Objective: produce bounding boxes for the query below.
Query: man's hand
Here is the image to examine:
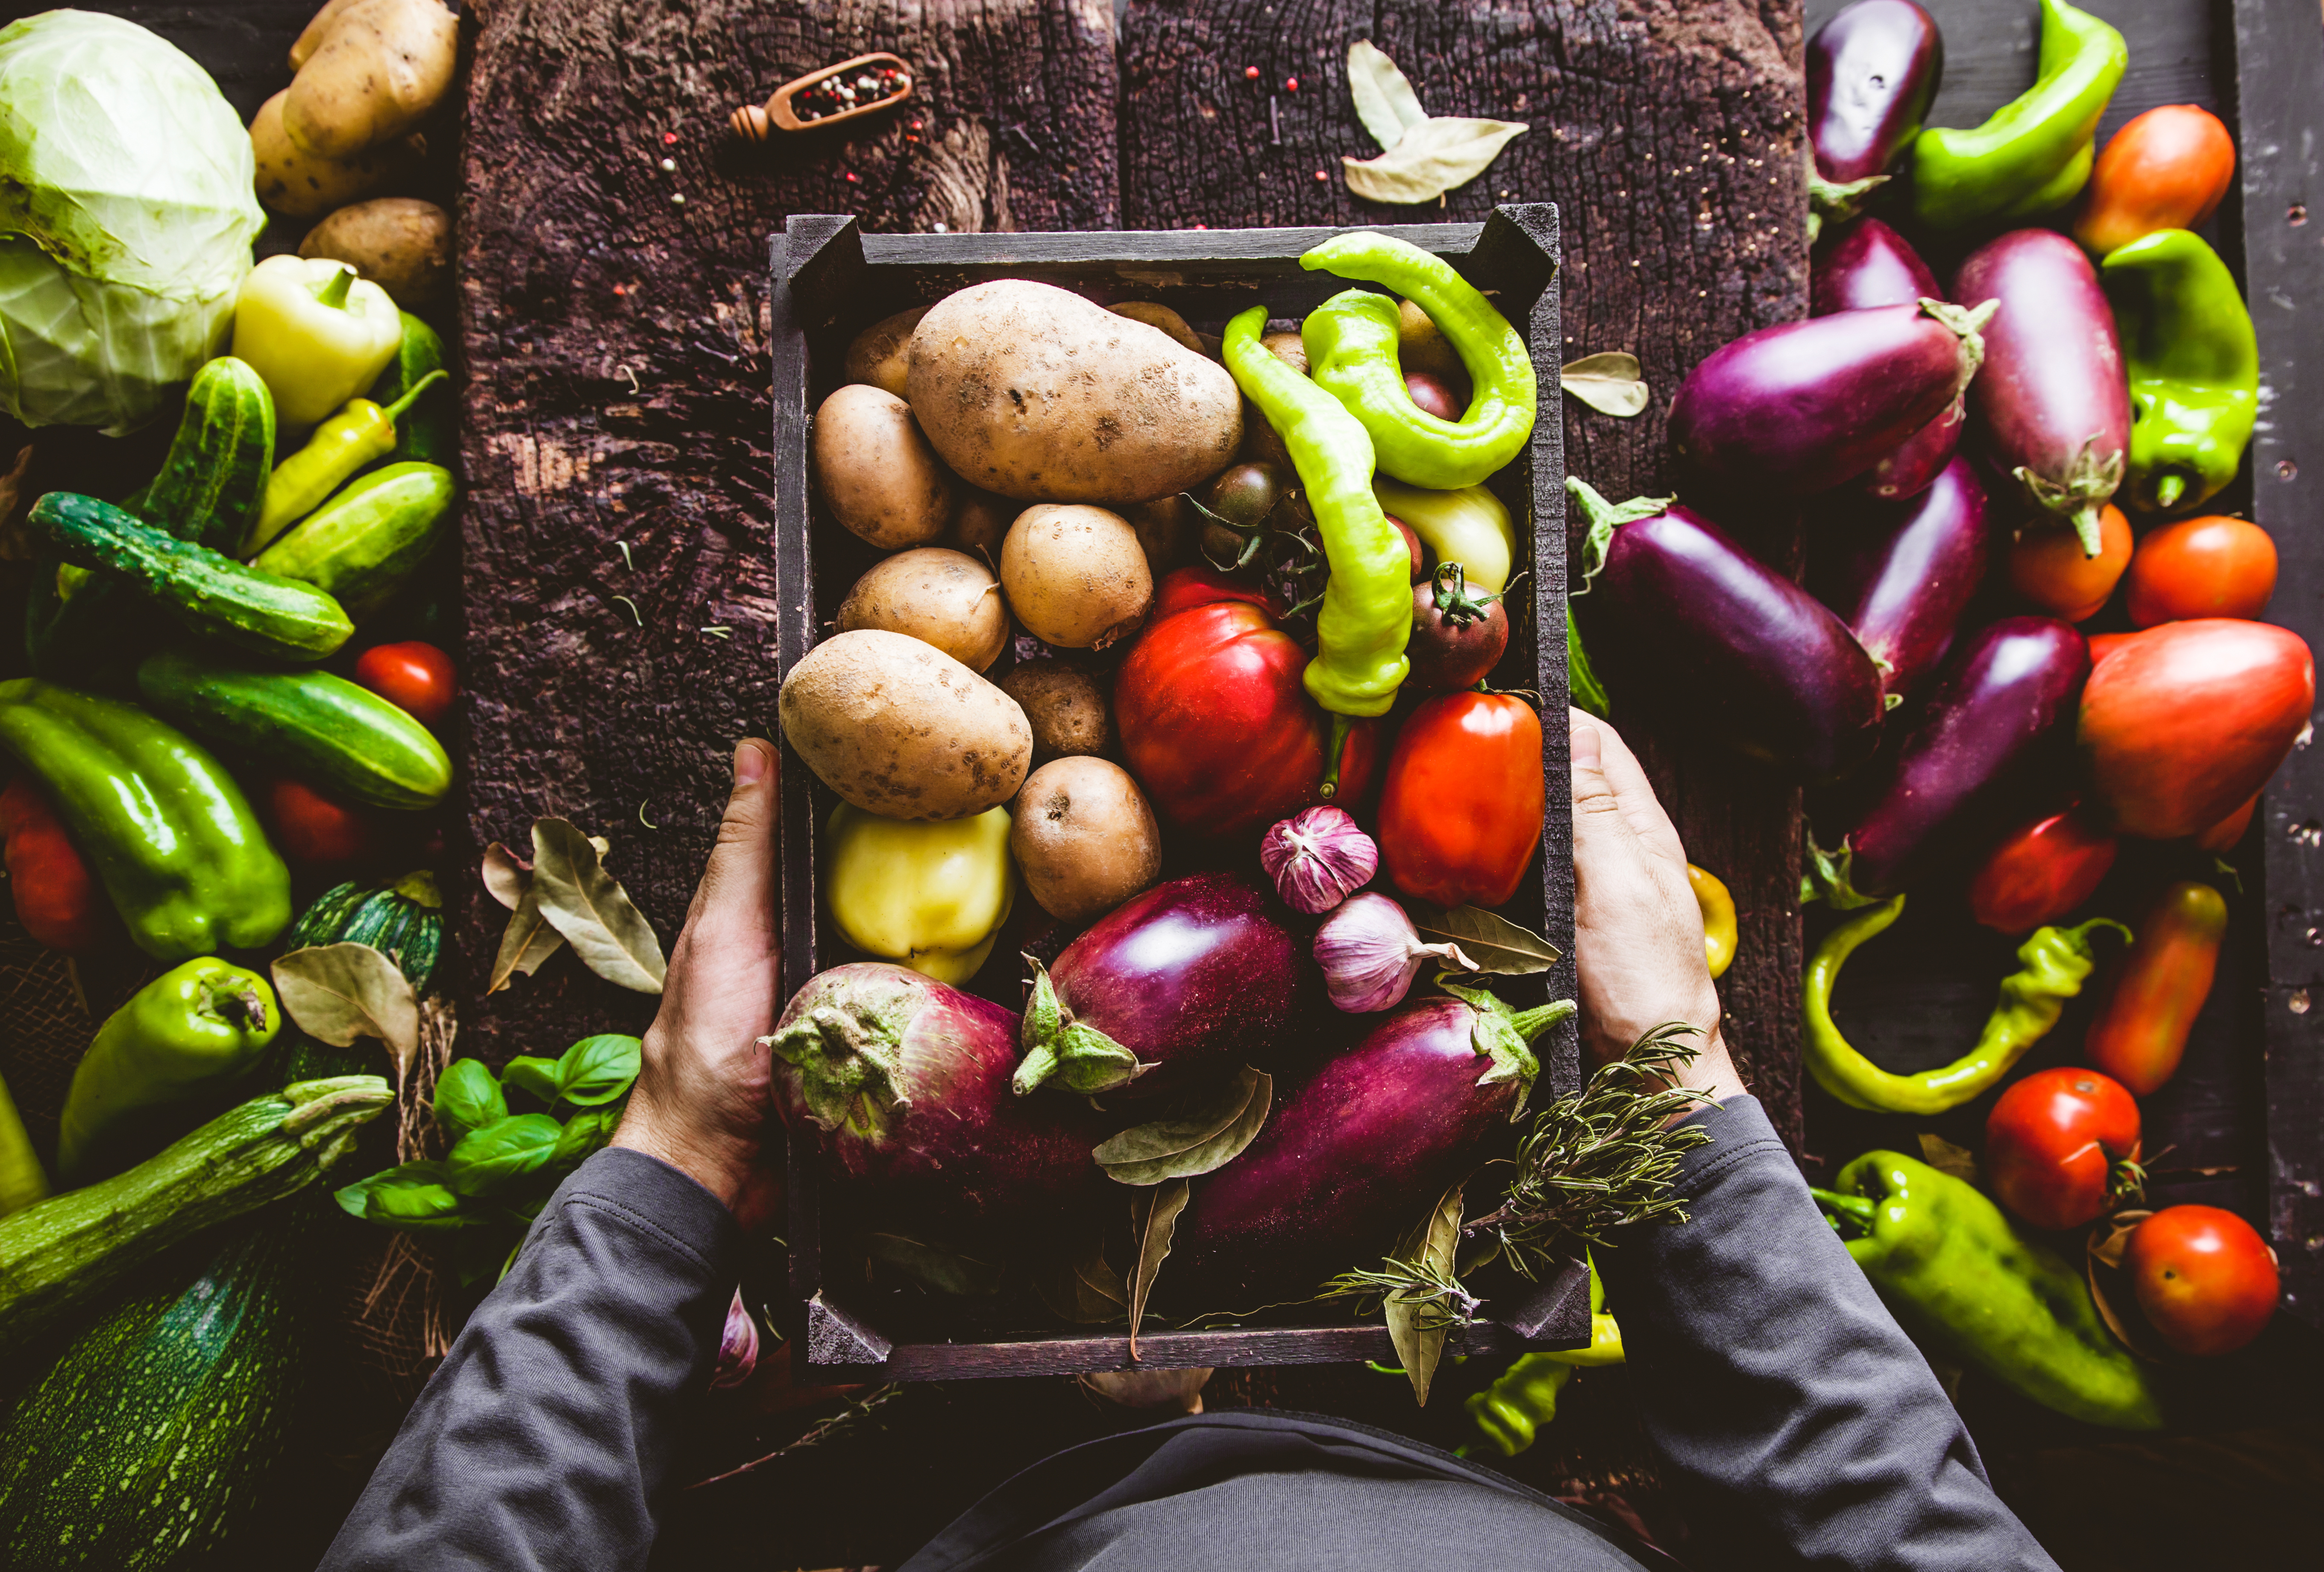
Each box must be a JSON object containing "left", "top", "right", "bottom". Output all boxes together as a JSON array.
[
  {"left": 614, "top": 737, "right": 781, "bottom": 1223},
  {"left": 1570, "top": 710, "right": 1746, "bottom": 1103}
]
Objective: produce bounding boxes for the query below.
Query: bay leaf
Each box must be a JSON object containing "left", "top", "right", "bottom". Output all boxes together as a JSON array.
[
  {"left": 1344, "top": 116, "right": 1528, "bottom": 205},
  {"left": 1916, "top": 1132, "right": 1980, "bottom": 1185},
  {"left": 1561, "top": 351, "right": 1651, "bottom": 418},
  {"left": 488, "top": 886, "right": 566, "bottom": 994},
  {"left": 1346, "top": 39, "right": 1426, "bottom": 153},
  {"left": 861, "top": 1232, "right": 1006, "bottom": 1297},
  {"left": 1127, "top": 1179, "right": 1190, "bottom": 1360},
  {"left": 530, "top": 817, "right": 667, "bottom": 994},
  {"left": 1408, "top": 904, "right": 1561, "bottom": 975},
  {"left": 1035, "top": 1240, "right": 1129, "bottom": 1325},
  {"left": 1385, "top": 1179, "right": 1465, "bottom": 1406},
  {"left": 273, "top": 942, "right": 421, "bottom": 1076},
  {"left": 1094, "top": 1068, "right": 1272, "bottom": 1186},
  {"left": 481, "top": 842, "right": 531, "bottom": 910}
]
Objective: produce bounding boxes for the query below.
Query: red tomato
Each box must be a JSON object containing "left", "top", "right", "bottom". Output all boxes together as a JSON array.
[
  {"left": 354, "top": 641, "right": 458, "bottom": 727},
  {"left": 2007, "top": 505, "right": 2131, "bottom": 622},
  {"left": 1150, "top": 564, "right": 1282, "bottom": 623},
  {"left": 2086, "top": 630, "right": 2137, "bottom": 669},
  {"left": 1967, "top": 809, "right": 2118, "bottom": 935},
  {"left": 1984, "top": 1067, "right": 2141, "bottom": 1232},
  {"left": 0, "top": 776, "right": 109, "bottom": 953},
  {"left": 2074, "top": 106, "right": 2238, "bottom": 256},
  {"left": 267, "top": 778, "right": 374, "bottom": 865},
  {"left": 2077, "top": 618, "right": 2315, "bottom": 839},
  {"left": 1388, "top": 514, "right": 1430, "bottom": 582},
  {"left": 2124, "top": 516, "right": 2277, "bottom": 628},
  {"left": 2195, "top": 790, "right": 2259, "bottom": 853},
  {"left": 1115, "top": 601, "right": 1378, "bottom": 838},
  {"left": 2127, "top": 1205, "right": 2279, "bottom": 1357},
  {"left": 1377, "top": 692, "right": 1543, "bottom": 908}
]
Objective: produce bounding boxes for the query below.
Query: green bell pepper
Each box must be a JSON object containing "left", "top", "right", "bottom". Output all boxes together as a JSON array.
[
  {"left": 0, "top": 681, "right": 290, "bottom": 963},
  {"left": 1814, "top": 1151, "right": 2163, "bottom": 1430},
  {"left": 2100, "top": 229, "right": 2259, "bottom": 513},
  {"left": 1911, "top": 0, "right": 2126, "bottom": 231}
]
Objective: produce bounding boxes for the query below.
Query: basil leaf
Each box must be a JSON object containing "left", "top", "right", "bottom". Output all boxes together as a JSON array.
[
  {"left": 356, "top": 1163, "right": 475, "bottom": 1232},
  {"left": 552, "top": 1106, "right": 622, "bottom": 1167},
  {"left": 434, "top": 1058, "right": 507, "bottom": 1145},
  {"left": 500, "top": 1056, "right": 562, "bottom": 1106},
  {"left": 335, "top": 1159, "right": 449, "bottom": 1220},
  {"left": 446, "top": 1113, "right": 563, "bottom": 1197},
  {"left": 555, "top": 1033, "right": 643, "bottom": 1106}
]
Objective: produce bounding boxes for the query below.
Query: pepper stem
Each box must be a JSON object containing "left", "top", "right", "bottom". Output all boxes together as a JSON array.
[
  {"left": 376, "top": 368, "right": 449, "bottom": 426},
  {"left": 1809, "top": 1187, "right": 1876, "bottom": 1232},
  {"left": 1318, "top": 712, "right": 1355, "bottom": 799},
  {"left": 2153, "top": 472, "right": 2186, "bottom": 511},
  {"left": 314, "top": 265, "right": 356, "bottom": 309}
]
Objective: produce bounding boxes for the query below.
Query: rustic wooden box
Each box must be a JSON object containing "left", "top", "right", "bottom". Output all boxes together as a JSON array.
[{"left": 769, "top": 208, "right": 1583, "bottom": 1378}]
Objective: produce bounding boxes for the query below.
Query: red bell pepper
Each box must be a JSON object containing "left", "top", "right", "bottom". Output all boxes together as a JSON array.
[
  {"left": 2083, "top": 880, "right": 2228, "bottom": 1095},
  {"left": 1968, "top": 809, "right": 2118, "bottom": 935}
]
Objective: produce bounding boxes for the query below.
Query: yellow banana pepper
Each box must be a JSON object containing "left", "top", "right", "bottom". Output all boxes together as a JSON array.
[{"left": 825, "top": 803, "right": 1014, "bottom": 984}]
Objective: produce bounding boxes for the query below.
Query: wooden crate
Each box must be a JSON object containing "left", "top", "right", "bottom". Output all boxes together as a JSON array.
[{"left": 769, "top": 207, "right": 1585, "bottom": 1378}]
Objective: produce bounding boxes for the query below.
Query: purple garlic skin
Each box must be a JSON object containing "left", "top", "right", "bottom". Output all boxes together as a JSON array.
[
  {"left": 1260, "top": 806, "right": 1379, "bottom": 915},
  {"left": 1313, "top": 892, "right": 1476, "bottom": 1012},
  {"left": 710, "top": 1288, "right": 759, "bottom": 1390}
]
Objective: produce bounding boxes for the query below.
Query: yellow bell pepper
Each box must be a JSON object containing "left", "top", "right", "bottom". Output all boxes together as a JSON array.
[
  {"left": 1372, "top": 477, "right": 1517, "bottom": 593},
  {"left": 1690, "top": 863, "right": 1737, "bottom": 980},
  {"left": 825, "top": 803, "right": 1014, "bottom": 984},
  {"left": 231, "top": 256, "right": 402, "bottom": 428}
]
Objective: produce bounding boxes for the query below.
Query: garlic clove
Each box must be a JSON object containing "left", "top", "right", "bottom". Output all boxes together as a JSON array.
[{"left": 1313, "top": 892, "right": 1476, "bottom": 1012}]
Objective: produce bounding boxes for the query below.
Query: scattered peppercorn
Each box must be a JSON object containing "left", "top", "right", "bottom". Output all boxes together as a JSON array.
[
  {"left": 790, "top": 61, "right": 912, "bottom": 123},
  {"left": 1285, "top": 76, "right": 1299, "bottom": 91},
  {"left": 1314, "top": 170, "right": 1328, "bottom": 182},
  {"left": 1244, "top": 65, "right": 1260, "bottom": 80}
]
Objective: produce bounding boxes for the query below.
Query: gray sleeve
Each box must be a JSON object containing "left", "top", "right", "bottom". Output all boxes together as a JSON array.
[
  {"left": 1595, "top": 1096, "right": 2058, "bottom": 1572},
  {"left": 319, "top": 1146, "right": 741, "bottom": 1572}
]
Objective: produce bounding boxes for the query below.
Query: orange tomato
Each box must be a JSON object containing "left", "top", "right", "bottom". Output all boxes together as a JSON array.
[
  {"left": 2074, "top": 105, "right": 2237, "bottom": 256},
  {"left": 2124, "top": 516, "right": 2277, "bottom": 628},
  {"left": 2127, "top": 1205, "right": 2278, "bottom": 1357},
  {"left": 2086, "top": 630, "right": 2138, "bottom": 669},
  {"left": 2007, "top": 505, "right": 2130, "bottom": 622}
]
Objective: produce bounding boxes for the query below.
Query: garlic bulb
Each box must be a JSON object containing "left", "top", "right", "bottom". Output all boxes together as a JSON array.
[
  {"left": 709, "top": 1288, "right": 759, "bottom": 1390},
  {"left": 1260, "top": 805, "right": 1379, "bottom": 915},
  {"left": 1313, "top": 892, "right": 1477, "bottom": 1012}
]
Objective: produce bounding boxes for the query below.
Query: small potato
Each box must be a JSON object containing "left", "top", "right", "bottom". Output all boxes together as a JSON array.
[
  {"left": 285, "top": 0, "right": 460, "bottom": 159},
  {"left": 1126, "top": 494, "right": 1196, "bottom": 578},
  {"left": 1110, "top": 301, "right": 1203, "bottom": 356},
  {"left": 845, "top": 306, "right": 929, "bottom": 398},
  {"left": 811, "top": 384, "right": 953, "bottom": 548},
  {"left": 1001, "top": 504, "right": 1153, "bottom": 651},
  {"left": 837, "top": 548, "right": 1007, "bottom": 672},
  {"left": 250, "top": 89, "right": 419, "bottom": 217},
  {"left": 944, "top": 488, "right": 1012, "bottom": 561},
  {"left": 300, "top": 197, "right": 452, "bottom": 312},
  {"left": 779, "top": 629, "right": 1031, "bottom": 820},
  {"left": 1000, "top": 659, "right": 1112, "bottom": 760},
  {"left": 1261, "top": 330, "right": 1310, "bottom": 376},
  {"left": 1010, "top": 758, "right": 1162, "bottom": 924},
  {"left": 1398, "top": 298, "right": 1464, "bottom": 378}
]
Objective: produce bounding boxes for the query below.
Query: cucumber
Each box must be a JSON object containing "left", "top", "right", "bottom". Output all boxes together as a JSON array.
[
  {"left": 368, "top": 311, "right": 456, "bottom": 466},
  {"left": 289, "top": 870, "right": 445, "bottom": 995},
  {"left": 29, "top": 492, "right": 353, "bottom": 663},
  {"left": 251, "top": 461, "right": 455, "bottom": 623},
  {"left": 138, "top": 646, "right": 453, "bottom": 810}
]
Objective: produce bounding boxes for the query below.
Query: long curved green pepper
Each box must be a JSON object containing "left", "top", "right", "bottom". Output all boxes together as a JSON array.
[
  {"left": 1221, "top": 306, "right": 1409, "bottom": 718},
  {"left": 1910, "top": 0, "right": 2125, "bottom": 230},
  {"left": 2100, "top": 229, "right": 2259, "bottom": 514},
  {"left": 1298, "top": 232, "right": 1537, "bottom": 490}
]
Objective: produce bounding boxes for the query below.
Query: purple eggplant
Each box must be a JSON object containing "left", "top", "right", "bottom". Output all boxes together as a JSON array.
[
  {"left": 768, "top": 963, "right": 1106, "bottom": 1244},
  {"left": 1668, "top": 300, "right": 1994, "bottom": 496},
  {"left": 1812, "top": 220, "right": 1964, "bottom": 500},
  {"left": 1168, "top": 986, "right": 1562, "bottom": 1302},
  {"left": 1013, "top": 870, "right": 1316, "bottom": 1102},
  {"left": 1807, "top": 456, "right": 1993, "bottom": 704},
  {"left": 1807, "top": 0, "right": 1945, "bottom": 236},
  {"left": 1954, "top": 229, "right": 2130, "bottom": 555},
  {"left": 1809, "top": 616, "right": 2089, "bottom": 903},
  {"left": 1570, "top": 478, "right": 1887, "bottom": 783}
]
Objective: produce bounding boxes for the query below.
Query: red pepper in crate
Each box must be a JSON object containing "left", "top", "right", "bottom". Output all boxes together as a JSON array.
[
  {"left": 1376, "top": 692, "right": 1543, "bottom": 909},
  {"left": 1969, "top": 809, "right": 2117, "bottom": 935},
  {"left": 0, "top": 775, "right": 108, "bottom": 953},
  {"left": 2083, "top": 880, "right": 2227, "bottom": 1096}
]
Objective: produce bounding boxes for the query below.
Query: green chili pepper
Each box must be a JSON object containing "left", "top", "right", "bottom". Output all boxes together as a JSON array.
[
  {"left": 1299, "top": 232, "right": 1537, "bottom": 490},
  {"left": 0, "top": 681, "right": 290, "bottom": 964},
  {"left": 58, "top": 958, "right": 282, "bottom": 1184},
  {"left": 1464, "top": 1256, "right": 1623, "bottom": 1456},
  {"left": 1802, "top": 895, "right": 2129, "bottom": 1115},
  {"left": 1568, "top": 612, "right": 1611, "bottom": 720},
  {"left": 1221, "top": 306, "right": 1409, "bottom": 719},
  {"left": 367, "top": 312, "right": 457, "bottom": 466},
  {"left": 1813, "top": 1151, "right": 2163, "bottom": 1430},
  {"left": 2099, "top": 229, "right": 2258, "bottom": 514},
  {"left": 1910, "top": 0, "right": 2126, "bottom": 231},
  {"left": 244, "top": 369, "right": 449, "bottom": 555}
]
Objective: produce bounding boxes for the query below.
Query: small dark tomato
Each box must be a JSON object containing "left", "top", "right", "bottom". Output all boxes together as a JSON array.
[
  {"left": 1404, "top": 369, "right": 1470, "bottom": 422},
  {"left": 355, "top": 640, "right": 458, "bottom": 727},
  {"left": 1388, "top": 513, "right": 1429, "bottom": 582},
  {"left": 1406, "top": 563, "right": 1508, "bottom": 691}
]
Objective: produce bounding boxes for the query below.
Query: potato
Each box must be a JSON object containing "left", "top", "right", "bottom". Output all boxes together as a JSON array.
[
  {"left": 1109, "top": 301, "right": 1204, "bottom": 356},
  {"left": 250, "top": 89, "right": 420, "bottom": 217},
  {"left": 1000, "top": 504, "right": 1154, "bottom": 651},
  {"left": 1000, "top": 659, "right": 1112, "bottom": 760},
  {"left": 906, "top": 279, "right": 1243, "bottom": 505},
  {"left": 290, "top": 0, "right": 367, "bottom": 69},
  {"left": 836, "top": 548, "right": 1007, "bottom": 672},
  {"left": 844, "top": 306, "right": 929, "bottom": 397},
  {"left": 779, "top": 629, "right": 1030, "bottom": 820},
  {"left": 285, "top": 0, "right": 460, "bottom": 159},
  {"left": 1261, "top": 329, "right": 1309, "bottom": 376},
  {"left": 1398, "top": 298, "right": 1464, "bottom": 378},
  {"left": 811, "top": 384, "right": 953, "bottom": 548},
  {"left": 1010, "top": 758, "right": 1162, "bottom": 923},
  {"left": 944, "top": 488, "right": 1012, "bottom": 561},
  {"left": 1126, "top": 493, "right": 1196, "bottom": 578},
  {"left": 299, "top": 197, "right": 452, "bottom": 312}
]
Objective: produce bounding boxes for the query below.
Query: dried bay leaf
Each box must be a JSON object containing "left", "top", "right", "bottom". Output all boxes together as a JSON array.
[
  {"left": 862, "top": 1233, "right": 1006, "bottom": 1297},
  {"left": 1561, "top": 351, "right": 1651, "bottom": 418},
  {"left": 481, "top": 842, "right": 531, "bottom": 910},
  {"left": 1347, "top": 39, "right": 1426, "bottom": 153},
  {"left": 1127, "top": 1179, "right": 1190, "bottom": 1359},
  {"left": 1094, "top": 1068, "right": 1272, "bottom": 1186},
  {"left": 530, "top": 817, "right": 667, "bottom": 994},
  {"left": 275, "top": 942, "right": 421, "bottom": 1076},
  {"left": 489, "top": 886, "right": 566, "bottom": 993},
  {"left": 1344, "top": 117, "right": 1528, "bottom": 205},
  {"left": 1916, "top": 1132, "right": 1980, "bottom": 1184},
  {"left": 1408, "top": 904, "right": 1560, "bottom": 975},
  {"left": 1385, "top": 1180, "right": 1465, "bottom": 1406},
  {"left": 1035, "top": 1240, "right": 1129, "bottom": 1325}
]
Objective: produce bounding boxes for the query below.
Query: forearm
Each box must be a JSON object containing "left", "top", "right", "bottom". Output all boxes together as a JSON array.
[
  {"left": 320, "top": 1147, "right": 740, "bottom": 1572},
  {"left": 1598, "top": 1096, "right": 2057, "bottom": 1572}
]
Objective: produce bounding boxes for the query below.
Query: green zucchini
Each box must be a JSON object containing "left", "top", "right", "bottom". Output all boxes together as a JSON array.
[
  {"left": 0, "top": 1076, "right": 390, "bottom": 1357},
  {"left": 369, "top": 311, "right": 456, "bottom": 466},
  {"left": 29, "top": 492, "right": 354, "bottom": 663},
  {"left": 137, "top": 646, "right": 453, "bottom": 810},
  {"left": 251, "top": 461, "right": 455, "bottom": 622},
  {"left": 290, "top": 870, "right": 445, "bottom": 995}
]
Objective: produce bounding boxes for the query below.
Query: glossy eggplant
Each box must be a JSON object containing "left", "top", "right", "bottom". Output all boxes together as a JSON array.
[
  {"left": 1807, "top": 0, "right": 1945, "bottom": 235},
  {"left": 1669, "top": 300, "right": 1994, "bottom": 496},
  {"left": 1168, "top": 986, "right": 1561, "bottom": 1302},
  {"left": 1955, "top": 229, "right": 2130, "bottom": 555},
  {"left": 1013, "top": 870, "right": 1316, "bottom": 1102},
  {"left": 1571, "top": 478, "right": 1887, "bottom": 783},
  {"left": 1810, "top": 616, "right": 2091, "bottom": 903},
  {"left": 1814, "top": 219, "right": 1963, "bottom": 499},
  {"left": 766, "top": 963, "right": 1104, "bottom": 1244},
  {"left": 1808, "top": 457, "right": 1993, "bottom": 705}
]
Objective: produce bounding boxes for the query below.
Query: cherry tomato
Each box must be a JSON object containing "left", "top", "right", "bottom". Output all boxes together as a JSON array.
[
  {"left": 1967, "top": 809, "right": 2117, "bottom": 935},
  {"left": 2074, "top": 106, "right": 2237, "bottom": 256},
  {"left": 267, "top": 777, "right": 374, "bottom": 865},
  {"left": 1150, "top": 564, "right": 1280, "bottom": 623},
  {"left": 2084, "top": 880, "right": 2227, "bottom": 1096},
  {"left": 2124, "top": 516, "right": 2277, "bottom": 628},
  {"left": 354, "top": 641, "right": 458, "bottom": 727},
  {"left": 2127, "top": 1205, "right": 2279, "bottom": 1357},
  {"left": 1406, "top": 564, "right": 1508, "bottom": 692},
  {"left": 1985, "top": 1067, "right": 2141, "bottom": 1232},
  {"left": 2007, "top": 504, "right": 2130, "bottom": 622},
  {"left": 1377, "top": 692, "right": 1543, "bottom": 908}
]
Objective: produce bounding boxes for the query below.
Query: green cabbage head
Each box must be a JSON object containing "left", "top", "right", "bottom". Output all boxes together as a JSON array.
[{"left": 0, "top": 10, "right": 265, "bottom": 433}]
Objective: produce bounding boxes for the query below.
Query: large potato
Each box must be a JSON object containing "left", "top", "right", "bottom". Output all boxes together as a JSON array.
[
  {"left": 1000, "top": 504, "right": 1153, "bottom": 651},
  {"left": 250, "top": 89, "right": 419, "bottom": 217},
  {"left": 811, "top": 384, "right": 952, "bottom": 548},
  {"left": 300, "top": 197, "right": 452, "bottom": 311},
  {"left": 285, "top": 0, "right": 460, "bottom": 159},
  {"left": 844, "top": 306, "right": 928, "bottom": 398},
  {"left": 1109, "top": 301, "right": 1204, "bottom": 356},
  {"left": 836, "top": 548, "right": 1007, "bottom": 672},
  {"left": 906, "top": 280, "right": 1242, "bottom": 505},
  {"left": 780, "top": 630, "right": 1031, "bottom": 820},
  {"left": 1010, "top": 758, "right": 1162, "bottom": 923}
]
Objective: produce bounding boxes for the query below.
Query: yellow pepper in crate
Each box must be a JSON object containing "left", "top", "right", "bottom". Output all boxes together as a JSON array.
[{"left": 825, "top": 803, "right": 1014, "bottom": 984}]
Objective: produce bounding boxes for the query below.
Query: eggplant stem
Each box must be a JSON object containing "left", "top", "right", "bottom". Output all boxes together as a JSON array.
[{"left": 1509, "top": 998, "right": 1577, "bottom": 1043}]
